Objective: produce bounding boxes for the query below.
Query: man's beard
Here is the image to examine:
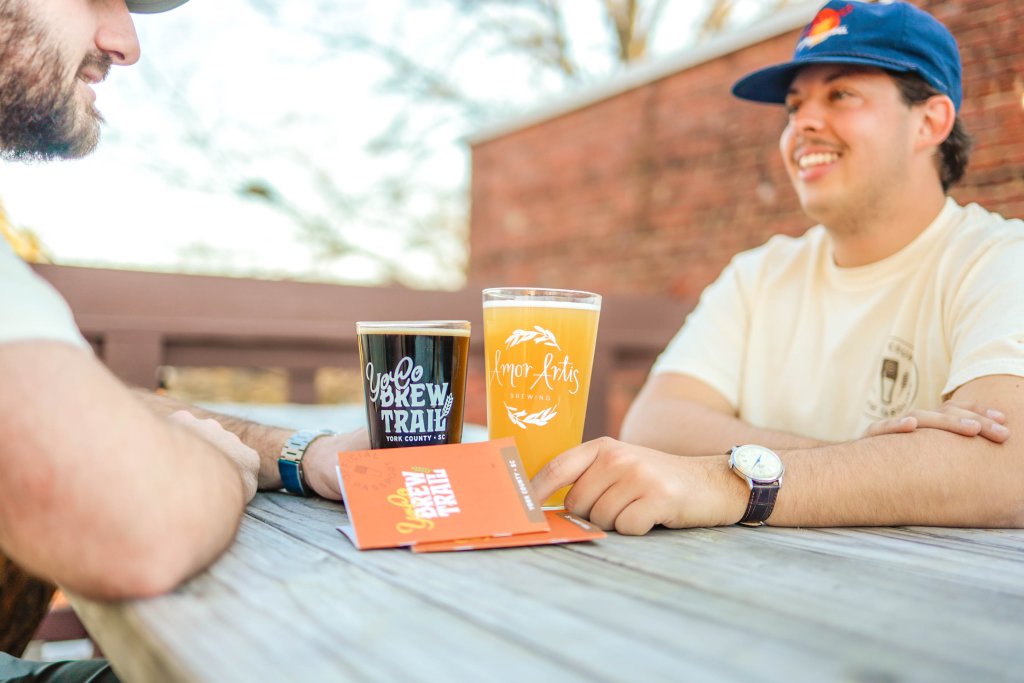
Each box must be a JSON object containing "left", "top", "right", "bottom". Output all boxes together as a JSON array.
[{"left": 0, "top": 1, "right": 110, "bottom": 161}]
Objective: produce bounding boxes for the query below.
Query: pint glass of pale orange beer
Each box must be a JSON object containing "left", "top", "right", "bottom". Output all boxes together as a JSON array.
[{"left": 482, "top": 288, "right": 601, "bottom": 508}]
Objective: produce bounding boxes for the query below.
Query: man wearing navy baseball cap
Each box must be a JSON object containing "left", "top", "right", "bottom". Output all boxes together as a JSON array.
[
  {"left": 0, "top": 1, "right": 367, "bottom": 680},
  {"left": 533, "top": 2, "right": 1024, "bottom": 535}
]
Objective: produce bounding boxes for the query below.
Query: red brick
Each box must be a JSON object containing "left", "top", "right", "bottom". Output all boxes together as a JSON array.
[{"left": 469, "top": 0, "right": 1024, "bottom": 301}]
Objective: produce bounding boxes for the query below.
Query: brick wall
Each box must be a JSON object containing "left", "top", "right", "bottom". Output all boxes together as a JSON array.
[{"left": 468, "top": 0, "right": 1024, "bottom": 304}]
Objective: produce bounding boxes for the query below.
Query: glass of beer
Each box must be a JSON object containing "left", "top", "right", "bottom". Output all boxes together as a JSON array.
[
  {"left": 357, "top": 321, "right": 471, "bottom": 449},
  {"left": 482, "top": 288, "right": 601, "bottom": 508}
]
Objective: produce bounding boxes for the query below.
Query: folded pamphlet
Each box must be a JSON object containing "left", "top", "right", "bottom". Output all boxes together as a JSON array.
[
  {"left": 410, "top": 509, "right": 606, "bottom": 553},
  {"left": 336, "top": 438, "right": 551, "bottom": 550}
]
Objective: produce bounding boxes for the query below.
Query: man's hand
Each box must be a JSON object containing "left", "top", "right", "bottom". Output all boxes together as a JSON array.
[
  {"left": 864, "top": 401, "right": 1009, "bottom": 443},
  {"left": 302, "top": 428, "right": 371, "bottom": 500},
  {"left": 168, "top": 410, "right": 260, "bottom": 502},
  {"left": 133, "top": 391, "right": 373, "bottom": 499},
  {"left": 530, "top": 437, "right": 747, "bottom": 535}
]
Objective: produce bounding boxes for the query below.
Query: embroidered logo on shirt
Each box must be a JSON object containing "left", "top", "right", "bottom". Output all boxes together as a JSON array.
[{"left": 864, "top": 337, "right": 919, "bottom": 419}]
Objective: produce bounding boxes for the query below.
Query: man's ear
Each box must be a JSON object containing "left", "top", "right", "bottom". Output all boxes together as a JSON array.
[{"left": 915, "top": 95, "right": 956, "bottom": 150}]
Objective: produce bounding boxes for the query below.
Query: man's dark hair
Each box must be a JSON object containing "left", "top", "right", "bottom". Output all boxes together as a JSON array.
[{"left": 888, "top": 70, "right": 972, "bottom": 192}]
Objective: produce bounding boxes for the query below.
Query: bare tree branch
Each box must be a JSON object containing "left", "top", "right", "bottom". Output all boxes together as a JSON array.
[{"left": 122, "top": 0, "right": 786, "bottom": 287}]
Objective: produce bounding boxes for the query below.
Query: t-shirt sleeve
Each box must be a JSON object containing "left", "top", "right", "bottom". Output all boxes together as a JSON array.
[
  {"left": 0, "top": 242, "right": 88, "bottom": 349},
  {"left": 650, "top": 256, "right": 752, "bottom": 409},
  {"left": 943, "top": 227, "right": 1024, "bottom": 395}
]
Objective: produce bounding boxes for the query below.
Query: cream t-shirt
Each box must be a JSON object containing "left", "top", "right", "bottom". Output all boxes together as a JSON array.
[
  {"left": 652, "top": 199, "right": 1024, "bottom": 442},
  {"left": 0, "top": 239, "right": 87, "bottom": 348}
]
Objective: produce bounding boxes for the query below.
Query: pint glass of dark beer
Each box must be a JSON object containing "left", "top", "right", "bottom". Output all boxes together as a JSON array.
[{"left": 357, "top": 321, "right": 471, "bottom": 449}]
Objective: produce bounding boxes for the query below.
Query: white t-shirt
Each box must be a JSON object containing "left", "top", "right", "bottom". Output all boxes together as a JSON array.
[
  {"left": 652, "top": 199, "right": 1024, "bottom": 442},
  {"left": 0, "top": 239, "right": 87, "bottom": 348}
]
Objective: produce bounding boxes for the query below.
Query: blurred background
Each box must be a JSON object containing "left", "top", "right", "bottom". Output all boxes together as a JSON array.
[
  {"left": 2, "top": 0, "right": 798, "bottom": 288},
  {"left": 3, "top": 0, "right": 1022, "bottom": 417}
]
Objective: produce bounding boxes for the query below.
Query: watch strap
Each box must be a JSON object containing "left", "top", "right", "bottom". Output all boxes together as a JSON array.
[
  {"left": 738, "top": 481, "right": 780, "bottom": 527},
  {"left": 278, "top": 429, "right": 335, "bottom": 496}
]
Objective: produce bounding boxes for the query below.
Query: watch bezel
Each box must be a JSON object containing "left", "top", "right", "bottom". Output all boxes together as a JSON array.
[{"left": 728, "top": 444, "right": 784, "bottom": 483}]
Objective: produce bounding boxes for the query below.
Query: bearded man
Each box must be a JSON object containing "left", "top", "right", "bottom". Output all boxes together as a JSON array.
[{"left": 0, "top": 2, "right": 366, "bottom": 680}]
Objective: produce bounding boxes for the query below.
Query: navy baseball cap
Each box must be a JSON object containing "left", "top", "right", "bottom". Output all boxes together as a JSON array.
[
  {"left": 126, "top": 0, "right": 190, "bottom": 13},
  {"left": 732, "top": 1, "right": 963, "bottom": 111}
]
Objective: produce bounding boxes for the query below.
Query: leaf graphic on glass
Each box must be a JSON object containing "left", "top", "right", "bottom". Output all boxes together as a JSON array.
[
  {"left": 504, "top": 326, "right": 561, "bottom": 350},
  {"left": 505, "top": 403, "right": 558, "bottom": 429},
  {"left": 441, "top": 394, "right": 454, "bottom": 418}
]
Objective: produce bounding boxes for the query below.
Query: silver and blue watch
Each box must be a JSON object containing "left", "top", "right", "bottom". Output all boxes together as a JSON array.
[{"left": 278, "top": 429, "right": 335, "bottom": 496}]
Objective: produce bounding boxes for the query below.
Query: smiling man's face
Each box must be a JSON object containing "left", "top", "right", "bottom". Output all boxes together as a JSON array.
[
  {"left": 0, "top": 0, "right": 138, "bottom": 160},
  {"left": 779, "top": 64, "right": 920, "bottom": 227}
]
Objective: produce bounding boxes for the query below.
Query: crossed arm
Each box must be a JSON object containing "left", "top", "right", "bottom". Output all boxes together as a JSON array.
[
  {"left": 132, "top": 392, "right": 368, "bottom": 500},
  {"left": 0, "top": 342, "right": 257, "bottom": 600},
  {"left": 531, "top": 373, "right": 1023, "bottom": 533},
  {"left": 0, "top": 340, "right": 367, "bottom": 601}
]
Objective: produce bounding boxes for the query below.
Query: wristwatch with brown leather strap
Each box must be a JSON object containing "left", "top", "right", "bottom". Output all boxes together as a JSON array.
[{"left": 727, "top": 444, "right": 785, "bottom": 526}]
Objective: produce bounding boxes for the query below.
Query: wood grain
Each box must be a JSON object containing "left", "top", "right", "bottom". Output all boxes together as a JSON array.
[{"left": 69, "top": 493, "right": 1024, "bottom": 683}]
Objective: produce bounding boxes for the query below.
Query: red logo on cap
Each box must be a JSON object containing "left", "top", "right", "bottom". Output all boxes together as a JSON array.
[{"left": 798, "top": 4, "right": 853, "bottom": 50}]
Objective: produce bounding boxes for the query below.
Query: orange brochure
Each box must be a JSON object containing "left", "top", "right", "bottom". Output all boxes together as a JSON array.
[
  {"left": 411, "top": 510, "right": 606, "bottom": 553},
  {"left": 335, "top": 438, "right": 549, "bottom": 550}
]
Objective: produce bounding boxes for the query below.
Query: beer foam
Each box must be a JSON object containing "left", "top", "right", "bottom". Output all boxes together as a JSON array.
[
  {"left": 357, "top": 324, "right": 470, "bottom": 337},
  {"left": 483, "top": 300, "right": 600, "bottom": 312}
]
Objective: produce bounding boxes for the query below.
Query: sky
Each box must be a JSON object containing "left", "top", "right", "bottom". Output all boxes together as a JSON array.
[{"left": 0, "top": 0, "right": 768, "bottom": 289}]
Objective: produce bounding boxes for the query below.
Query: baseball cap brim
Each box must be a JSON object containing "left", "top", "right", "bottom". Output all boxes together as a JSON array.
[
  {"left": 732, "top": 55, "right": 930, "bottom": 105},
  {"left": 126, "top": 0, "right": 190, "bottom": 13}
]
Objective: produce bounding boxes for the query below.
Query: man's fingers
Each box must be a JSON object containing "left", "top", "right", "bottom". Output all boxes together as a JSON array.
[
  {"left": 609, "top": 497, "right": 659, "bottom": 536},
  {"left": 942, "top": 400, "right": 1007, "bottom": 424},
  {"left": 168, "top": 409, "right": 259, "bottom": 500},
  {"left": 866, "top": 416, "right": 917, "bottom": 437},
  {"left": 918, "top": 413, "right": 984, "bottom": 436},
  {"left": 912, "top": 411, "right": 1010, "bottom": 443},
  {"left": 868, "top": 404, "right": 1013, "bottom": 444},
  {"left": 986, "top": 409, "right": 1008, "bottom": 424},
  {"left": 167, "top": 409, "right": 196, "bottom": 425},
  {"left": 561, "top": 458, "right": 616, "bottom": 520},
  {"left": 935, "top": 402, "right": 1010, "bottom": 440},
  {"left": 914, "top": 412, "right": 983, "bottom": 436},
  {"left": 980, "top": 420, "right": 1011, "bottom": 443},
  {"left": 530, "top": 439, "right": 603, "bottom": 504},
  {"left": 581, "top": 481, "right": 639, "bottom": 531}
]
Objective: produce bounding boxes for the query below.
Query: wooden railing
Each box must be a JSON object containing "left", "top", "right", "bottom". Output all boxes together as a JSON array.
[{"left": 33, "top": 265, "right": 691, "bottom": 440}]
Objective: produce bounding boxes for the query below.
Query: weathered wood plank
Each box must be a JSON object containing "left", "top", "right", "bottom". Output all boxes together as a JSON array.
[
  {"left": 246, "top": 494, "right": 1024, "bottom": 683},
  {"left": 71, "top": 493, "right": 1024, "bottom": 683},
  {"left": 74, "top": 509, "right": 600, "bottom": 683},
  {"left": 246, "top": 496, "right": 735, "bottom": 681},
  {"left": 557, "top": 525, "right": 1024, "bottom": 676}
]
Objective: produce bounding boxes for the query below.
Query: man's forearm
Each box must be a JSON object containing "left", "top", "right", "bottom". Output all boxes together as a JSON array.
[
  {"left": 133, "top": 390, "right": 369, "bottom": 499},
  {"left": 621, "top": 397, "right": 825, "bottom": 455},
  {"left": 0, "top": 344, "right": 252, "bottom": 600},
  {"left": 770, "top": 429, "right": 1024, "bottom": 527},
  {"left": 134, "top": 391, "right": 291, "bottom": 490},
  {"left": 770, "top": 374, "right": 1024, "bottom": 527},
  {"left": 537, "top": 376, "right": 1024, "bottom": 532}
]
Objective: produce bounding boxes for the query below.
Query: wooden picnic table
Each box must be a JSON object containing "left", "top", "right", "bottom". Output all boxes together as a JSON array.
[{"left": 69, "top": 492, "right": 1024, "bottom": 682}]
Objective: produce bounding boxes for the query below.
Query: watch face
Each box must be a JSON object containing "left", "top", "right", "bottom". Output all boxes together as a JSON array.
[{"left": 730, "top": 445, "right": 784, "bottom": 482}]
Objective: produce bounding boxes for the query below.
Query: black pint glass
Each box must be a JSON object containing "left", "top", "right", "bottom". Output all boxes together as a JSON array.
[{"left": 357, "top": 321, "right": 471, "bottom": 449}]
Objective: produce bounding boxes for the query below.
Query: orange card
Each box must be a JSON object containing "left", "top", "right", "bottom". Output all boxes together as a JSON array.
[
  {"left": 336, "top": 438, "right": 549, "bottom": 550},
  {"left": 410, "top": 510, "right": 606, "bottom": 553}
]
